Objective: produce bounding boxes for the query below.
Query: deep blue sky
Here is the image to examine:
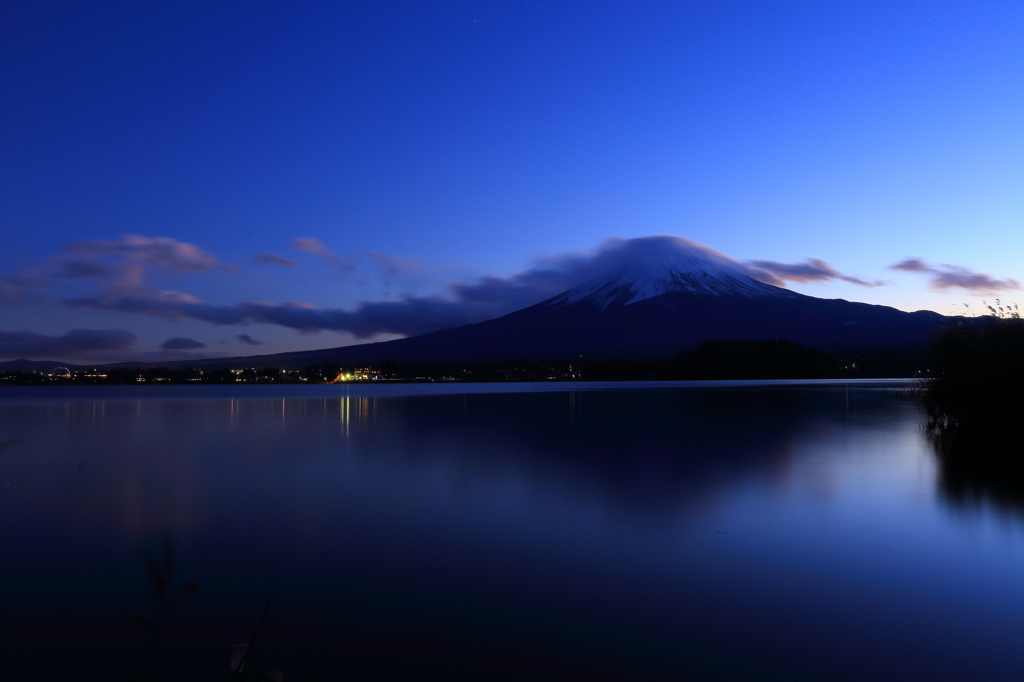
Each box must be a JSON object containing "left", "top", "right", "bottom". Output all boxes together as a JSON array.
[{"left": 2, "top": 1, "right": 1022, "bottom": 362}]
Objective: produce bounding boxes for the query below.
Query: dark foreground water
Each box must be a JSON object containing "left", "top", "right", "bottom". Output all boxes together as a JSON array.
[{"left": 1, "top": 382, "right": 1022, "bottom": 681}]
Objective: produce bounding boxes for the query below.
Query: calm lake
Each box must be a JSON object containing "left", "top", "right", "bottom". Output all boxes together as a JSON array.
[{"left": 1, "top": 382, "right": 1022, "bottom": 680}]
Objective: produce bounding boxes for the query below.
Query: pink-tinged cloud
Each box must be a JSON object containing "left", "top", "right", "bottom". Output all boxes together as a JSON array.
[
  {"left": 252, "top": 253, "right": 299, "bottom": 267},
  {"left": 292, "top": 238, "right": 355, "bottom": 270},
  {"left": 0, "top": 235, "right": 237, "bottom": 307},
  {"left": 746, "top": 258, "right": 887, "bottom": 287},
  {"left": 66, "top": 235, "right": 231, "bottom": 274},
  {"left": 890, "top": 258, "right": 1020, "bottom": 293},
  {"left": 889, "top": 258, "right": 929, "bottom": 273}
]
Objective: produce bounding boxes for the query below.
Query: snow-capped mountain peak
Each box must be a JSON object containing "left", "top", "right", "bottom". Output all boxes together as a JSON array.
[{"left": 548, "top": 241, "right": 788, "bottom": 309}]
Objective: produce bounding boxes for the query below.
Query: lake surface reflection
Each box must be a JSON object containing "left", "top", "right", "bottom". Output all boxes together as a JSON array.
[{"left": 1, "top": 383, "right": 1022, "bottom": 680}]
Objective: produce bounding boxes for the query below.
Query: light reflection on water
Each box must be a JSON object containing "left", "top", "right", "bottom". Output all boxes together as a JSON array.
[{"left": 0, "top": 383, "right": 1022, "bottom": 681}]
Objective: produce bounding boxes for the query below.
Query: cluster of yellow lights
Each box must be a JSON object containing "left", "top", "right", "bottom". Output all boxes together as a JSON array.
[{"left": 335, "top": 371, "right": 376, "bottom": 382}]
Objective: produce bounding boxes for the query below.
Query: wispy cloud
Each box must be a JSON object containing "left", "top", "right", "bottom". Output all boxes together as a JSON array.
[
  {"left": 252, "top": 253, "right": 299, "bottom": 267},
  {"left": 66, "top": 235, "right": 232, "bottom": 274},
  {"left": 890, "top": 258, "right": 1020, "bottom": 293},
  {"left": 364, "top": 252, "right": 418, "bottom": 277},
  {"left": 236, "top": 334, "right": 263, "bottom": 346},
  {"left": 292, "top": 238, "right": 355, "bottom": 271},
  {"left": 746, "top": 258, "right": 887, "bottom": 287},
  {"left": 0, "top": 328, "right": 136, "bottom": 360},
  {"left": 364, "top": 251, "right": 421, "bottom": 294}
]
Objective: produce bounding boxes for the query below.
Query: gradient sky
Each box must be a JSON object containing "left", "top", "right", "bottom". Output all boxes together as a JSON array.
[{"left": 2, "top": 1, "right": 1022, "bottom": 362}]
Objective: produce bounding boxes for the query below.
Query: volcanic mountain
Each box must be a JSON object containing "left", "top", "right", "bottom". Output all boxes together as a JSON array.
[{"left": 172, "top": 242, "right": 948, "bottom": 368}]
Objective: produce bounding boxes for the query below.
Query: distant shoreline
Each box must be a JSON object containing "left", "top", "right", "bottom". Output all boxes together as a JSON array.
[{"left": 0, "top": 378, "right": 922, "bottom": 406}]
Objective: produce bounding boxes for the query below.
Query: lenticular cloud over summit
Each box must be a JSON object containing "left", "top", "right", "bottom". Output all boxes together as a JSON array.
[
  {"left": 541, "top": 236, "right": 783, "bottom": 288},
  {"left": 551, "top": 241, "right": 787, "bottom": 309}
]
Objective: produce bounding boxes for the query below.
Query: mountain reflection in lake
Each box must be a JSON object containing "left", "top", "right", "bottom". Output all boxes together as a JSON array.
[{"left": 1, "top": 383, "right": 1022, "bottom": 681}]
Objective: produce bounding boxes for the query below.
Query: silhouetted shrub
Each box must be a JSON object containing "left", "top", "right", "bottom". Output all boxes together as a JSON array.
[{"left": 923, "top": 308, "right": 1023, "bottom": 435}]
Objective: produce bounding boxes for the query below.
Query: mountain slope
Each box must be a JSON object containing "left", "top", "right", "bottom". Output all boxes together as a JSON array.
[{"left": 150, "top": 256, "right": 947, "bottom": 369}]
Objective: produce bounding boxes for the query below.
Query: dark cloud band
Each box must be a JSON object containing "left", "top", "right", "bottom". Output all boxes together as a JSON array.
[
  {"left": 3, "top": 233, "right": 927, "bottom": 345},
  {"left": 0, "top": 329, "right": 136, "bottom": 360},
  {"left": 59, "top": 235, "right": 786, "bottom": 338},
  {"left": 160, "top": 337, "right": 206, "bottom": 350}
]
